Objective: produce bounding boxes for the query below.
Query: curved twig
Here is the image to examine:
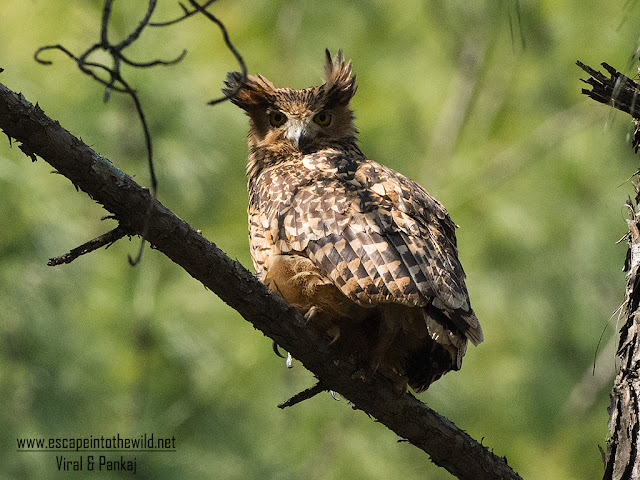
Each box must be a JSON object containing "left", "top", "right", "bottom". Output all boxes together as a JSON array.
[
  {"left": 149, "top": 0, "right": 218, "bottom": 26},
  {"left": 186, "top": 0, "right": 248, "bottom": 105},
  {"left": 112, "top": 0, "right": 158, "bottom": 51},
  {"left": 33, "top": 1, "right": 197, "bottom": 265},
  {"left": 119, "top": 50, "right": 188, "bottom": 68}
]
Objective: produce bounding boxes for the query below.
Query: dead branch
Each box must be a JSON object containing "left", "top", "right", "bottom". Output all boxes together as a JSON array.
[
  {"left": 578, "top": 59, "right": 640, "bottom": 479},
  {"left": 0, "top": 82, "right": 521, "bottom": 480},
  {"left": 602, "top": 184, "right": 640, "bottom": 480},
  {"left": 577, "top": 61, "right": 640, "bottom": 119}
]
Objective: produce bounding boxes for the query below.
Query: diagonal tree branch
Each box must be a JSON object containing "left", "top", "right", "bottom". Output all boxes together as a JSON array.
[{"left": 0, "top": 81, "right": 522, "bottom": 480}]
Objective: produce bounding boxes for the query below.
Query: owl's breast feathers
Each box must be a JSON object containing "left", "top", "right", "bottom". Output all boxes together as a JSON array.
[{"left": 249, "top": 149, "right": 483, "bottom": 355}]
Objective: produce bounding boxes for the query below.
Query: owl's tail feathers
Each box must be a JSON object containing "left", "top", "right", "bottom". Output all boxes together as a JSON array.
[
  {"left": 456, "top": 309, "right": 484, "bottom": 346},
  {"left": 418, "top": 302, "right": 482, "bottom": 380},
  {"left": 426, "top": 298, "right": 484, "bottom": 347}
]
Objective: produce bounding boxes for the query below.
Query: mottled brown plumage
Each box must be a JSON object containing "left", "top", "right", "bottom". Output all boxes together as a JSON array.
[{"left": 224, "top": 50, "right": 482, "bottom": 392}]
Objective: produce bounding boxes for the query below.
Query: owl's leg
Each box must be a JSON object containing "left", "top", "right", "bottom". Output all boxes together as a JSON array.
[
  {"left": 368, "top": 306, "right": 410, "bottom": 394},
  {"left": 371, "top": 322, "right": 400, "bottom": 372}
]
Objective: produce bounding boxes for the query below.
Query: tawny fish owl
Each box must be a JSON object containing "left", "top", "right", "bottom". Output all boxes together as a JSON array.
[{"left": 224, "top": 50, "right": 482, "bottom": 392}]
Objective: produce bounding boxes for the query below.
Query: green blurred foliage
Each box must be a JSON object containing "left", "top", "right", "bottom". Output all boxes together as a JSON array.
[{"left": 1, "top": 0, "right": 639, "bottom": 478}]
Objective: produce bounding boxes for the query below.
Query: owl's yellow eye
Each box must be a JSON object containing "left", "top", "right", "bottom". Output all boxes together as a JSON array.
[
  {"left": 313, "top": 112, "right": 332, "bottom": 126},
  {"left": 269, "top": 111, "right": 287, "bottom": 127}
]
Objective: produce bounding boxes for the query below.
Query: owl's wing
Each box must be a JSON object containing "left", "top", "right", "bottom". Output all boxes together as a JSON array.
[{"left": 271, "top": 158, "right": 482, "bottom": 345}]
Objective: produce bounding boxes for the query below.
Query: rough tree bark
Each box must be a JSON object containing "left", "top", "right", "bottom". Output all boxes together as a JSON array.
[
  {"left": 0, "top": 81, "right": 522, "bottom": 479},
  {"left": 605, "top": 191, "right": 640, "bottom": 480},
  {"left": 578, "top": 61, "right": 640, "bottom": 480}
]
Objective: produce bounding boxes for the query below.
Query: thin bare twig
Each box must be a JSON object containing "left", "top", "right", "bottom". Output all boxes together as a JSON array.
[
  {"left": 186, "top": 0, "right": 248, "bottom": 105},
  {"left": 48, "top": 225, "right": 128, "bottom": 266},
  {"left": 34, "top": 1, "right": 182, "bottom": 264},
  {"left": 33, "top": 0, "right": 245, "bottom": 264},
  {"left": 278, "top": 382, "right": 327, "bottom": 409},
  {"left": 149, "top": 0, "right": 218, "bottom": 26}
]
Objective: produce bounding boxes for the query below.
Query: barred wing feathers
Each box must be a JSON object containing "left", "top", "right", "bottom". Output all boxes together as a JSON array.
[{"left": 253, "top": 153, "right": 482, "bottom": 346}]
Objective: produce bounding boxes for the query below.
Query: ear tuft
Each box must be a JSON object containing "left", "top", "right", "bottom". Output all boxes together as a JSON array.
[
  {"left": 223, "top": 73, "right": 277, "bottom": 111},
  {"left": 323, "top": 49, "right": 357, "bottom": 107}
]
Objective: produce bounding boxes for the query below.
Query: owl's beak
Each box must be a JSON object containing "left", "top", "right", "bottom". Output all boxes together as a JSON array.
[
  {"left": 293, "top": 128, "right": 304, "bottom": 149},
  {"left": 286, "top": 121, "right": 311, "bottom": 151}
]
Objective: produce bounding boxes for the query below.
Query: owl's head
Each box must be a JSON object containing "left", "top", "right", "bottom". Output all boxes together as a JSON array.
[{"left": 224, "top": 50, "right": 358, "bottom": 155}]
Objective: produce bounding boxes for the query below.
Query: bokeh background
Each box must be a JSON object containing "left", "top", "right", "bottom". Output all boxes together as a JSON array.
[{"left": 1, "top": 1, "right": 639, "bottom": 478}]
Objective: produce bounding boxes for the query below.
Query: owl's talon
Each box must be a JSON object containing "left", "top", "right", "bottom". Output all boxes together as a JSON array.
[
  {"left": 286, "top": 352, "right": 293, "bottom": 368},
  {"left": 303, "top": 305, "right": 319, "bottom": 324},
  {"left": 272, "top": 340, "right": 285, "bottom": 358},
  {"left": 327, "top": 326, "right": 341, "bottom": 344}
]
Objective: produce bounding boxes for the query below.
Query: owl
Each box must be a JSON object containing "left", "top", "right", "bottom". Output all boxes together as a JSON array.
[{"left": 224, "top": 50, "right": 483, "bottom": 392}]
